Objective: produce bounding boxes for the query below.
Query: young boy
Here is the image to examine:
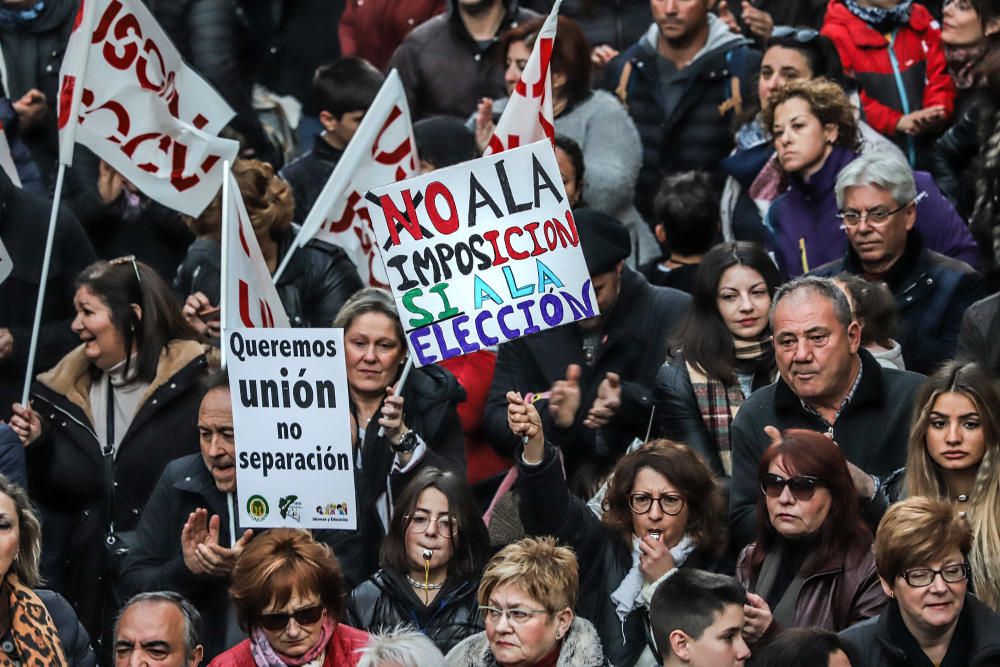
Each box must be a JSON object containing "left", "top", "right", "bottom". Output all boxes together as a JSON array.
[
  {"left": 279, "top": 57, "right": 384, "bottom": 221},
  {"left": 650, "top": 569, "right": 752, "bottom": 667}
]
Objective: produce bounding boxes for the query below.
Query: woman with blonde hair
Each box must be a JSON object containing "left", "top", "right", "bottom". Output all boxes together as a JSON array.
[
  {"left": 175, "top": 159, "right": 363, "bottom": 335},
  {"left": 901, "top": 360, "right": 1000, "bottom": 611}
]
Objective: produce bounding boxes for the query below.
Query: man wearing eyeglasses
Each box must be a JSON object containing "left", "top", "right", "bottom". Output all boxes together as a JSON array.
[{"left": 810, "top": 152, "right": 988, "bottom": 375}]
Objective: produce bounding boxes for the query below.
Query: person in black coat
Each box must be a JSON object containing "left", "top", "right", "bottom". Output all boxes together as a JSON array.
[
  {"left": 957, "top": 292, "right": 1000, "bottom": 373},
  {"left": 484, "top": 209, "right": 691, "bottom": 497},
  {"left": 506, "top": 392, "right": 727, "bottom": 667},
  {"left": 347, "top": 467, "right": 490, "bottom": 654},
  {"left": 9, "top": 259, "right": 208, "bottom": 643}
]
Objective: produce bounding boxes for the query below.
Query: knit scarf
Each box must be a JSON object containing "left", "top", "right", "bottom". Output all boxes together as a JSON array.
[
  {"left": 250, "top": 616, "right": 334, "bottom": 667},
  {"left": 843, "top": 0, "right": 914, "bottom": 30},
  {"left": 0, "top": 2, "right": 45, "bottom": 31},
  {"left": 0, "top": 573, "right": 68, "bottom": 667},
  {"left": 687, "top": 337, "right": 772, "bottom": 476},
  {"left": 945, "top": 44, "right": 987, "bottom": 89}
]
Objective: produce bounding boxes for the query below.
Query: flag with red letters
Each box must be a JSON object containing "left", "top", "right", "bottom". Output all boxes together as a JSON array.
[{"left": 57, "top": 0, "right": 239, "bottom": 216}]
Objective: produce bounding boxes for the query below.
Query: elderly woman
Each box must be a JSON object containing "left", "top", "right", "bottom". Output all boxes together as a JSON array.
[
  {"left": 840, "top": 496, "right": 1000, "bottom": 665},
  {"left": 9, "top": 258, "right": 207, "bottom": 638},
  {"left": 445, "top": 536, "right": 609, "bottom": 667},
  {"left": 507, "top": 395, "right": 726, "bottom": 667},
  {"left": 737, "top": 430, "right": 886, "bottom": 641},
  {"left": 763, "top": 78, "right": 979, "bottom": 276},
  {"left": 0, "top": 475, "right": 96, "bottom": 666},
  {"left": 210, "top": 529, "right": 368, "bottom": 667},
  {"left": 327, "top": 289, "right": 466, "bottom": 587},
  {"left": 347, "top": 467, "right": 491, "bottom": 653},
  {"left": 175, "top": 158, "right": 362, "bottom": 333}
]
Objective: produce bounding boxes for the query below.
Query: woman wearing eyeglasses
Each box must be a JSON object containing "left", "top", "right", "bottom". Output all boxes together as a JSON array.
[
  {"left": 840, "top": 496, "right": 1000, "bottom": 666},
  {"left": 210, "top": 528, "right": 369, "bottom": 667},
  {"left": 506, "top": 393, "right": 725, "bottom": 667},
  {"left": 346, "top": 467, "right": 491, "bottom": 653},
  {"left": 445, "top": 536, "right": 609, "bottom": 667},
  {"left": 737, "top": 429, "right": 886, "bottom": 644},
  {"left": 762, "top": 78, "right": 979, "bottom": 277}
]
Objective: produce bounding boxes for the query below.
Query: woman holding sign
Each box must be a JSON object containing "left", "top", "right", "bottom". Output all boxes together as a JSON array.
[
  {"left": 327, "top": 288, "right": 466, "bottom": 587},
  {"left": 8, "top": 258, "right": 208, "bottom": 640}
]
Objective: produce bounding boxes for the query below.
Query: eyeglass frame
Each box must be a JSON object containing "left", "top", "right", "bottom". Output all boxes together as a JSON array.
[
  {"left": 479, "top": 605, "right": 549, "bottom": 626},
  {"left": 257, "top": 604, "right": 325, "bottom": 632},
  {"left": 770, "top": 26, "right": 820, "bottom": 43},
  {"left": 900, "top": 563, "right": 970, "bottom": 588},
  {"left": 836, "top": 192, "right": 928, "bottom": 228},
  {"left": 759, "top": 473, "right": 823, "bottom": 501},
  {"left": 627, "top": 492, "right": 686, "bottom": 516},
  {"left": 404, "top": 513, "right": 458, "bottom": 537}
]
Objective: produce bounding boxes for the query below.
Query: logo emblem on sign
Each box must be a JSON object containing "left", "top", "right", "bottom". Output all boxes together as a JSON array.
[
  {"left": 247, "top": 495, "right": 269, "bottom": 522},
  {"left": 279, "top": 495, "right": 302, "bottom": 522}
]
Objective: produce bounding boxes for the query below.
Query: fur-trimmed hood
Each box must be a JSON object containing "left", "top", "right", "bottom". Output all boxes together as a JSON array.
[
  {"left": 444, "top": 617, "right": 609, "bottom": 667},
  {"left": 35, "top": 339, "right": 206, "bottom": 426}
]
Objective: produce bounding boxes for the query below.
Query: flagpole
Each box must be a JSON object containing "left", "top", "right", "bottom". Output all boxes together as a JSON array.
[
  {"left": 219, "top": 162, "right": 230, "bottom": 369},
  {"left": 272, "top": 237, "right": 299, "bottom": 284},
  {"left": 377, "top": 356, "right": 414, "bottom": 438},
  {"left": 20, "top": 164, "right": 67, "bottom": 406}
]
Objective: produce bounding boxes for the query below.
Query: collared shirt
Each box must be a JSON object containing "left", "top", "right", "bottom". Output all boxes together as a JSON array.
[{"left": 799, "top": 362, "right": 864, "bottom": 432}]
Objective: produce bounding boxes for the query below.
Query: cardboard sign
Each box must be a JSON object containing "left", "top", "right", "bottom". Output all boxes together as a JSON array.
[
  {"left": 363, "top": 140, "right": 597, "bottom": 366},
  {"left": 227, "top": 328, "right": 356, "bottom": 530}
]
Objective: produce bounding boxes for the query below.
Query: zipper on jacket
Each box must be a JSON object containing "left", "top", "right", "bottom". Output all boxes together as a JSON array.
[
  {"left": 39, "top": 398, "right": 100, "bottom": 445},
  {"left": 886, "top": 29, "right": 917, "bottom": 166}
]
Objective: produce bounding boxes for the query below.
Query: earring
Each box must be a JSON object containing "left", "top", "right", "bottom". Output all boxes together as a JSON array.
[{"left": 555, "top": 632, "right": 562, "bottom": 640}]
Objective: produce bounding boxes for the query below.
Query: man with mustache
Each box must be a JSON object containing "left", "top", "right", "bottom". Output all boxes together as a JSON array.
[{"left": 728, "top": 277, "right": 924, "bottom": 550}]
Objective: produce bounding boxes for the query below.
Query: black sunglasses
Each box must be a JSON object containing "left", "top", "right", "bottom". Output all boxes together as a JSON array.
[
  {"left": 770, "top": 26, "right": 820, "bottom": 43},
  {"left": 258, "top": 604, "right": 324, "bottom": 631},
  {"left": 760, "top": 473, "right": 822, "bottom": 501}
]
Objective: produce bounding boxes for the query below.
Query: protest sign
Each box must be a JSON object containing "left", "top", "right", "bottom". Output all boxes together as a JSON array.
[
  {"left": 362, "top": 140, "right": 597, "bottom": 367},
  {"left": 58, "top": 0, "right": 239, "bottom": 217},
  {"left": 0, "top": 122, "right": 20, "bottom": 187},
  {"left": 276, "top": 70, "right": 417, "bottom": 288},
  {"left": 227, "top": 328, "right": 356, "bottom": 530}
]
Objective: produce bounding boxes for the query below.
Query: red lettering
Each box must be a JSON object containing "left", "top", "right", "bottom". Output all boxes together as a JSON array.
[
  {"left": 102, "top": 11, "right": 142, "bottom": 70},
  {"left": 425, "top": 181, "right": 459, "bottom": 235},
  {"left": 515, "top": 37, "right": 553, "bottom": 99},
  {"left": 57, "top": 76, "right": 75, "bottom": 130},
  {"left": 504, "top": 226, "right": 530, "bottom": 260},
  {"left": 238, "top": 281, "right": 276, "bottom": 328},
  {"left": 523, "top": 221, "right": 546, "bottom": 256},
  {"left": 483, "top": 230, "right": 509, "bottom": 266},
  {"left": 91, "top": 0, "right": 122, "bottom": 44},
  {"left": 326, "top": 191, "right": 363, "bottom": 234},
  {"left": 372, "top": 106, "right": 412, "bottom": 165},
  {"left": 378, "top": 192, "right": 422, "bottom": 246}
]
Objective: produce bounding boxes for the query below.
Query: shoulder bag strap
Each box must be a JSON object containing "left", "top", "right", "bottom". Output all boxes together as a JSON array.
[{"left": 103, "top": 379, "right": 117, "bottom": 540}]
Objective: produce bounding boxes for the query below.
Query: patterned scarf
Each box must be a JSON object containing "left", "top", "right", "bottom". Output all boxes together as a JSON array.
[
  {"left": 945, "top": 44, "right": 987, "bottom": 89},
  {"left": 842, "top": 0, "right": 914, "bottom": 30},
  {"left": 250, "top": 616, "right": 334, "bottom": 667},
  {"left": 687, "top": 337, "right": 773, "bottom": 475},
  {"left": 0, "top": 573, "right": 68, "bottom": 667}
]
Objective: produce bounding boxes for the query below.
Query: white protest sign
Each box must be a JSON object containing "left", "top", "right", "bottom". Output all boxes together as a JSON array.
[
  {"left": 362, "top": 140, "right": 597, "bottom": 367},
  {"left": 58, "top": 0, "right": 239, "bottom": 216},
  {"left": 227, "top": 328, "right": 356, "bottom": 530},
  {"left": 0, "top": 121, "right": 20, "bottom": 188}
]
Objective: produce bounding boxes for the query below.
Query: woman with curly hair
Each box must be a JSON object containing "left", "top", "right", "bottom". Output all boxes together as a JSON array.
[
  {"left": 174, "top": 159, "right": 363, "bottom": 337},
  {"left": 505, "top": 393, "right": 726, "bottom": 667},
  {"left": 763, "top": 78, "right": 975, "bottom": 277}
]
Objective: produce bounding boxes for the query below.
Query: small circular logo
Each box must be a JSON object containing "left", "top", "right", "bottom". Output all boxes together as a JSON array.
[{"left": 247, "top": 495, "right": 269, "bottom": 522}]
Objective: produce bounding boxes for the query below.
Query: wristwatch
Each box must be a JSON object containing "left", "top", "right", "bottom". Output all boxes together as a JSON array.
[{"left": 391, "top": 429, "right": 419, "bottom": 454}]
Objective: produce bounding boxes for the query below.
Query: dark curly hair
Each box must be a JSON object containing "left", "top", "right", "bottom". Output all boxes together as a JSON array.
[{"left": 762, "top": 78, "right": 862, "bottom": 154}]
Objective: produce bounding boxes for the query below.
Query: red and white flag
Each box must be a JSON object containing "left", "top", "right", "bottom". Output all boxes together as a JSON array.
[
  {"left": 223, "top": 171, "right": 289, "bottom": 329},
  {"left": 57, "top": 0, "right": 239, "bottom": 217},
  {"left": 484, "top": 0, "right": 561, "bottom": 155},
  {"left": 285, "top": 69, "right": 417, "bottom": 288},
  {"left": 0, "top": 121, "right": 20, "bottom": 188}
]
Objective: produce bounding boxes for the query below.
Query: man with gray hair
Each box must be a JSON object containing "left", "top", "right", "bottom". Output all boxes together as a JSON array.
[
  {"left": 356, "top": 627, "right": 445, "bottom": 667},
  {"left": 114, "top": 591, "right": 203, "bottom": 667},
  {"left": 811, "top": 152, "right": 988, "bottom": 374},
  {"left": 729, "top": 276, "right": 924, "bottom": 549}
]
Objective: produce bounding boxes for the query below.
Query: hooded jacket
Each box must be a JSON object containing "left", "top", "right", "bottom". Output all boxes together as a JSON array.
[{"left": 445, "top": 616, "right": 610, "bottom": 667}]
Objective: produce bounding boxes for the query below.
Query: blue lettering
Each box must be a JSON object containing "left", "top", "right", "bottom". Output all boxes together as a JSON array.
[
  {"left": 407, "top": 328, "right": 438, "bottom": 365},
  {"left": 536, "top": 259, "right": 564, "bottom": 292},
  {"left": 475, "top": 310, "right": 499, "bottom": 346},
  {"left": 502, "top": 265, "right": 534, "bottom": 298},
  {"left": 473, "top": 275, "right": 504, "bottom": 309}
]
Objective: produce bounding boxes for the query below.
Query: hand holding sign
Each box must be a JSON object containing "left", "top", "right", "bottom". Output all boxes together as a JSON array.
[
  {"left": 549, "top": 364, "right": 582, "bottom": 429},
  {"left": 13, "top": 89, "right": 47, "bottom": 130},
  {"left": 507, "top": 391, "right": 543, "bottom": 462},
  {"left": 379, "top": 386, "right": 409, "bottom": 445},
  {"left": 584, "top": 372, "right": 622, "bottom": 429}
]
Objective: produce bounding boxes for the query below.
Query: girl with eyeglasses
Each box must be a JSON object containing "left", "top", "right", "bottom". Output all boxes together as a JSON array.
[
  {"left": 346, "top": 468, "right": 491, "bottom": 654},
  {"left": 210, "top": 528, "right": 369, "bottom": 667},
  {"left": 737, "top": 429, "right": 886, "bottom": 644},
  {"left": 841, "top": 496, "right": 1000, "bottom": 666},
  {"left": 505, "top": 393, "right": 725, "bottom": 667}
]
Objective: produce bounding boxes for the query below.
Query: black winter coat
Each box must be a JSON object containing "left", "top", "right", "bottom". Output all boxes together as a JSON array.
[
  {"left": 957, "top": 292, "right": 1000, "bottom": 374},
  {"left": 279, "top": 135, "right": 343, "bottom": 225},
  {"left": 36, "top": 589, "right": 98, "bottom": 667},
  {"left": 26, "top": 341, "right": 207, "bottom": 637},
  {"left": 0, "top": 170, "right": 97, "bottom": 420},
  {"left": 811, "top": 234, "right": 988, "bottom": 375},
  {"left": 522, "top": 0, "right": 651, "bottom": 52},
  {"left": 483, "top": 268, "right": 689, "bottom": 485},
  {"left": 346, "top": 568, "right": 483, "bottom": 654},
  {"left": 173, "top": 224, "right": 363, "bottom": 328}
]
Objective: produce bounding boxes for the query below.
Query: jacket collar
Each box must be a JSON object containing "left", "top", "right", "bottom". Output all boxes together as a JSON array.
[
  {"left": 789, "top": 147, "right": 857, "bottom": 203},
  {"left": 310, "top": 133, "right": 345, "bottom": 164},
  {"left": 842, "top": 231, "right": 926, "bottom": 291},
  {"left": 448, "top": 617, "right": 606, "bottom": 667},
  {"left": 445, "top": 0, "right": 521, "bottom": 44},
  {"left": 774, "top": 347, "right": 886, "bottom": 417},
  {"left": 825, "top": 0, "right": 932, "bottom": 47}
]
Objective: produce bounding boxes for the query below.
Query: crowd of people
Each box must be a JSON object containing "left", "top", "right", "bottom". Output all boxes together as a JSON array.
[{"left": 4, "top": 0, "right": 1000, "bottom": 665}]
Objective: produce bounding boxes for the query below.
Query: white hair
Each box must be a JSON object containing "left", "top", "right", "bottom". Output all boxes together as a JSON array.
[
  {"left": 356, "top": 627, "right": 445, "bottom": 667},
  {"left": 834, "top": 152, "right": 917, "bottom": 210}
]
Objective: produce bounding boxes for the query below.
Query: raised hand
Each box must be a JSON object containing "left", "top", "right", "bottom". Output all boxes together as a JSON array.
[
  {"left": 549, "top": 364, "right": 582, "bottom": 429},
  {"left": 507, "top": 391, "right": 544, "bottom": 462},
  {"left": 740, "top": 1, "right": 774, "bottom": 40},
  {"left": 475, "top": 98, "right": 496, "bottom": 154},
  {"left": 9, "top": 403, "right": 41, "bottom": 446},
  {"left": 638, "top": 534, "right": 676, "bottom": 583},
  {"left": 584, "top": 372, "right": 622, "bottom": 429},
  {"left": 742, "top": 592, "right": 773, "bottom": 643}
]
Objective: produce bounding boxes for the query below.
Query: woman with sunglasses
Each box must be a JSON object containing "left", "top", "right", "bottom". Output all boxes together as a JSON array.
[
  {"left": 737, "top": 429, "right": 886, "bottom": 643},
  {"left": 841, "top": 496, "right": 1000, "bottom": 666},
  {"left": 346, "top": 467, "right": 491, "bottom": 653},
  {"left": 506, "top": 393, "right": 725, "bottom": 667},
  {"left": 445, "top": 536, "right": 609, "bottom": 667},
  {"left": 8, "top": 258, "right": 207, "bottom": 642},
  {"left": 763, "top": 78, "right": 978, "bottom": 277},
  {"left": 210, "top": 528, "right": 369, "bottom": 667}
]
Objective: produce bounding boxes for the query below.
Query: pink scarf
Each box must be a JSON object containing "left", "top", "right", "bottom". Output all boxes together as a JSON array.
[{"left": 250, "top": 616, "right": 335, "bottom": 667}]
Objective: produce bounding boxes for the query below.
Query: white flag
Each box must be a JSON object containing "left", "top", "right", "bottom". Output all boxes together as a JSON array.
[
  {"left": 0, "top": 236, "right": 11, "bottom": 285},
  {"left": 484, "top": 0, "right": 561, "bottom": 155},
  {"left": 0, "top": 121, "right": 20, "bottom": 188},
  {"left": 57, "top": 0, "right": 239, "bottom": 216},
  {"left": 223, "top": 172, "right": 290, "bottom": 329},
  {"left": 293, "top": 70, "right": 418, "bottom": 288}
]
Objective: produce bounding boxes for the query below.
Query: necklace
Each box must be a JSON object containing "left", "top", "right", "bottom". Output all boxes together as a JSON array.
[{"left": 407, "top": 575, "right": 443, "bottom": 590}]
